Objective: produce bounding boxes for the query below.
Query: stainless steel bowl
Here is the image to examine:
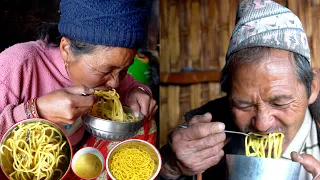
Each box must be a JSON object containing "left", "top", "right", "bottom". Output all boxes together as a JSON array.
[
  {"left": 226, "top": 154, "right": 301, "bottom": 180},
  {"left": 106, "top": 139, "right": 161, "bottom": 180},
  {"left": 82, "top": 106, "right": 145, "bottom": 140},
  {"left": 0, "top": 118, "right": 72, "bottom": 180}
]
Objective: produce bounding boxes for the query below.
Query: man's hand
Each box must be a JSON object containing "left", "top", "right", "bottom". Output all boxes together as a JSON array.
[
  {"left": 161, "top": 112, "right": 226, "bottom": 178},
  {"left": 291, "top": 151, "right": 320, "bottom": 179}
]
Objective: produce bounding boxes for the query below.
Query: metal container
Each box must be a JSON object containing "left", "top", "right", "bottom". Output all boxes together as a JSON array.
[
  {"left": 82, "top": 106, "right": 144, "bottom": 141},
  {"left": 226, "top": 154, "right": 301, "bottom": 180},
  {"left": 106, "top": 139, "right": 161, "bottom": 180},
  {"left": 0, "top": 118, "right": 72, "bottom": 180}
]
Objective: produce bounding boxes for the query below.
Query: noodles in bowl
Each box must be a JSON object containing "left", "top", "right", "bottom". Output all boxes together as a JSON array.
[
  {"left": 0, "top": 119, "right": 72, "bottom": 180},
  {"left": 91, "top": 89, "right": 140, "bottom": 122},
  {"left": 82, "top": 89, "right": 145, "bottom": 141},
  {"left": 106, "top": 139, "right": 161, "bottom": 180},
  {"left": 226, "top": 132, "right": 300, "bottom": 180}
]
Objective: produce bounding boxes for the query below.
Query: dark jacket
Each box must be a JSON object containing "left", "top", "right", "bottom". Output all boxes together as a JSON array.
[{"left": 160, "top": 95, "right": 320, "bottom": 180}]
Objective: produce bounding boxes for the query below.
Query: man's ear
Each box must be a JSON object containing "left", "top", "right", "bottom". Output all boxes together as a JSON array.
[
  {"left": 308, "top": 68, "right": 320, "bottom": 104},
  {"left": 60, "top": 37, "right": 72, "bottom": 65}
]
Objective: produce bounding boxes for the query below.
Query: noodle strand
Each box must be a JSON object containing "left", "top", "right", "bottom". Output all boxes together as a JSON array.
[
  {"left": 92, "top": 89, "right": 138, "bottom": 122},
  {"left": 0, "top": 122, "right": 69, "bottom": 180},
  {"left": 110, "top": 146, "right": 155, "bottom": 180},
  {"left": 245, "top": 132, "right": 284, "bottom": 159}
]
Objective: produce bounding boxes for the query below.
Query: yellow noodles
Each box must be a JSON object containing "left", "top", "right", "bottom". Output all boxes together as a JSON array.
[
  {"left": 0, "top": 122, "right": 69, "bottom": 180},
  {"left": 110, "top": 146, "right": 155, "bottom": 180},
  {"left": 245, "top": 132, "right": 284, "bottom": 159},
  {"left": 92, "top": 89, "right": 138, "bottom": 122}
]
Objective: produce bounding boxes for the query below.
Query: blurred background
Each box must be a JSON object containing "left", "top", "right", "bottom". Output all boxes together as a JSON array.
[
  {"left": 159, "top": 0, "right": 320, "bottom": 147},
  {"left": 0, "top": 0, "right": 60, "bottom": 51}
]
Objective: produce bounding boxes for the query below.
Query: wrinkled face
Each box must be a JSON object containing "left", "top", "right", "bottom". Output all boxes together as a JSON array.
[
  {"left": 230, "top": 49, "right": 315, "bottom": 151},
  {"left": 61, "top": 37, "right": 136, "bottom": 89}
]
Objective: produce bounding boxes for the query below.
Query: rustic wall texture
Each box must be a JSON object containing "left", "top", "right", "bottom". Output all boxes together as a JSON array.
[{"left": 159, "top": 0, "right": 320, "bottom": 147}]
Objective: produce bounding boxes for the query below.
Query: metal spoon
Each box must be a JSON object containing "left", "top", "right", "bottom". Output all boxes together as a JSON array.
[
  {"left": 179, "top": 124, "right": 266, "bottom": 139},
  {"left": 224, "top": 130, "right": 267, "bottom": 139}
]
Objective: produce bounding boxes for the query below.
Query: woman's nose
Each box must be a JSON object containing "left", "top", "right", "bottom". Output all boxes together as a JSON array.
[{"left": 106, "top": 74, "right": 119, "bottom": 88}]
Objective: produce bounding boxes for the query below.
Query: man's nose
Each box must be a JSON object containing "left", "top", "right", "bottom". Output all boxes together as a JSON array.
[{"left": 252, "top": 108, "right": 273, "bottom": 132}]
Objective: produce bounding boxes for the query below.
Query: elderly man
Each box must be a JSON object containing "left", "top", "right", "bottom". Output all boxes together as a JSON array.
[{"left": 160, "top": 0, "right": 320, "bottom": 179}]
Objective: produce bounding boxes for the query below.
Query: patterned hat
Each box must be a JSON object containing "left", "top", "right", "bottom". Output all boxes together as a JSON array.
[{"left": 226, "top": 0, "right": 310, "bottom": 63}]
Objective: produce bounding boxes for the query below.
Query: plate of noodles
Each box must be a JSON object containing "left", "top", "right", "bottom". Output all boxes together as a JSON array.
[
  {"left": 0, "top": 119, "right": 72, "bottom": 180},
  {"left": 106, "top": 139, "right": 161, "bottom": 180},
  {"left": 82, "top": 89, "right": 145, "bottom": 141}
]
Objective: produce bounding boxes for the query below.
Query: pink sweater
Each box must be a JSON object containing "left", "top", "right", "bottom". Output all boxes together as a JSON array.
[{"left": 0, "top": 40, "right": 151, "bottom": 145}]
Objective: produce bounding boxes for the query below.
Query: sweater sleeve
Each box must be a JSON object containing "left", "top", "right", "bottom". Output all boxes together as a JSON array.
[
  {"left": 0, "top": 89, "right": 26, "bottom": 139},
  {"left": 116, "top": 74, "right": 152, "bottom": 105},
  {"left": 0, "top": 43, "right": 34, "bottom": 139}
]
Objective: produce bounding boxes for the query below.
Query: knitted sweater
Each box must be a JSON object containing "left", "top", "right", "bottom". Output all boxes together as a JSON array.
[{"left": 0, "top": 40, "right": 151, "bottom": 145}]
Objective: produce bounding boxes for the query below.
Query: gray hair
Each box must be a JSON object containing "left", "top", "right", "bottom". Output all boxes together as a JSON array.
[{"left": 220, "top": 47, "right": 313, "bottom": 98}]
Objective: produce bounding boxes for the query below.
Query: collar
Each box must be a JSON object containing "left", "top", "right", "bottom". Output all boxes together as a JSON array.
[{"left": 281, "top": 109, "right": 313, "bottom": 159}]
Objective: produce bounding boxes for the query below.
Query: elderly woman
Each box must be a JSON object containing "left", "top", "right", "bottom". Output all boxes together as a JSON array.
[{"left": 0, "top": 0, "right": 157, "bottom": 150}]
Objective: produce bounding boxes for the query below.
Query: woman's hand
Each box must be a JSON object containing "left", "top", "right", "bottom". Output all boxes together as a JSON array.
[
  {"left": 36, "top": 85, "right": 98, "bottom": 126},
  {"left": 291, "top": 151, "right": 320, "bottom": 179},
  {"left": 127, "top": 87, "right": 158, "bottom": 119}
]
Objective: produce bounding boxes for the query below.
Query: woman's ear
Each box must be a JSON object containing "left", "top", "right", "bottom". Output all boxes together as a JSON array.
[
  {"left": 60, "top": 37, "right": 72, "bottom": 66},
  {"left": 308, "top": 68, "right": 320, "bottom": 104}
]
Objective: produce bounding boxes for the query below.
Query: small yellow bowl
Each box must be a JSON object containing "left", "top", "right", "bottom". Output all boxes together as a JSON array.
[
  {"left": 106, "top": 139, "right": 161, "bottom": 180},
  {"left": 71, "top": 147, "right": 105, "bottom": 179}
]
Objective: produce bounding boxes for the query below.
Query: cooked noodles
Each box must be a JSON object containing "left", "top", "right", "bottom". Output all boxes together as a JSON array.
[
  {"left": 110, "top": 146, "right": 154, "bottom": 180},
  {"left": 245, "top": 132, "right": 284, "bottom": 159},
  {"left": 91, "top": 89, "right": 138, "bottom": 122},
  {"left": 0, "top": 122, "right": 69, "bottom": 180}
]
